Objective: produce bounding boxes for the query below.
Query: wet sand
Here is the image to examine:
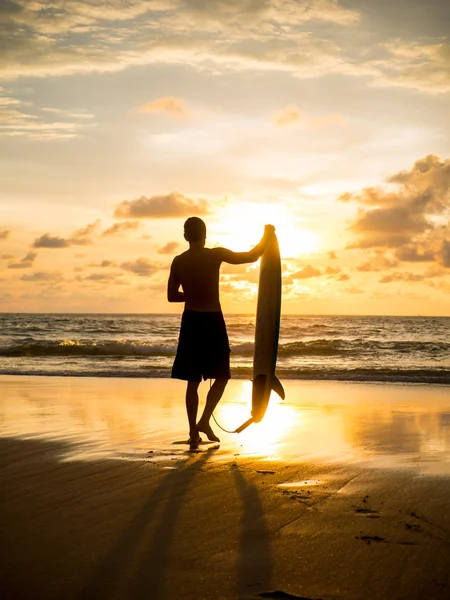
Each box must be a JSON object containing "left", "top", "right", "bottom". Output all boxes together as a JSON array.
[{"left": 1, "top": 376, "right": 450, "bottom": 599}]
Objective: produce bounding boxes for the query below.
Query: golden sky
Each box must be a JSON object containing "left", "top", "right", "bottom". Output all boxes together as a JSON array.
[{"left": 0, "top": 0, "right": 449, "bottom": 315}]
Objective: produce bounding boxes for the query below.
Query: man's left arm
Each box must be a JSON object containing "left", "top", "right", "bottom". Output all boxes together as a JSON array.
[{"left": 167, "top": 259, "right": 185, "bottom": 302}]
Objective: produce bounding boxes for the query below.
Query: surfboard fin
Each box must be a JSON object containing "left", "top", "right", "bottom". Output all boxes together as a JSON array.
[{"left": 271, "top": 375, "right": 285, "bottom": 400}]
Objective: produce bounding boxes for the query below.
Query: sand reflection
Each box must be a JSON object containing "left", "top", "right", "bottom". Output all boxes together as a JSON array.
[{"left": 1, "top": 377, "right": 450, "bottom": 473}]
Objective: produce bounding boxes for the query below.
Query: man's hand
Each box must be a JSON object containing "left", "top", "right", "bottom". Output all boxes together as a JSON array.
[{"left": 217, "top": 224, "right": 276, "bottom": 265}]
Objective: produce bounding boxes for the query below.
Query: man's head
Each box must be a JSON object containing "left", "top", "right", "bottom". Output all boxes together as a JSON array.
[{"left": 184, "top": 217, "right": 206, "bottom": 244}]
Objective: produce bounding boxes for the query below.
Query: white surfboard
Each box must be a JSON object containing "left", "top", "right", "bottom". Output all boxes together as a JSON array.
[{"left": 235, "top": 228, "right": 284, "bottom": 432}]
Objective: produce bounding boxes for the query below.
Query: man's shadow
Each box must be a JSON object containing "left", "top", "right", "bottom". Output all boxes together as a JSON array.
[
  {"left": 82, "top": 452, "right": 273, "bottom": 599},
  {"left": 232, "top": 465, "right": 273, "bottom": 597},
  {"left": 81, "top": 448, "right": 215, "bottom": 600}
]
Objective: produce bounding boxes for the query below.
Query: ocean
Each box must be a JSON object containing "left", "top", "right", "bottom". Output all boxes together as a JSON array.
[{"left": 0, "top": 313, "right": 449, "bottom": 384}]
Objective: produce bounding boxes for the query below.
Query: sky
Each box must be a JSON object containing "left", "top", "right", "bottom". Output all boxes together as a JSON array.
[{"left": 0, "top": 0, "right": 449, "bottom": 315}]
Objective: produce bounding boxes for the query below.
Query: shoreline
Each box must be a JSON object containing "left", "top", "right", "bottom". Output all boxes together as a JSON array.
[
  {"left": 2, "top": 376, "right": 450, "bottom": 467},
  {"left": 1, "top": 371, "right": 450, "bottom": 385}
]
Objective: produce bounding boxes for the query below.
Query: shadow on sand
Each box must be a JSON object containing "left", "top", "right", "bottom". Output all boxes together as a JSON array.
[
  {"left": 232, "top": 465, "right": 273, "bottom": 598},
  {"left": 82, "top": 448, "right": 216, "bottom": 600},
  {"left": 82, "top": 453, "right": 273, "bottom": 599}
]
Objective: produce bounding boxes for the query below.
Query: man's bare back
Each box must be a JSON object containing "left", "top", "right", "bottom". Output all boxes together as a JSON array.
[
  {"left": 169, "top": 247, "right": 222, "bottom": 311},
  {"left": 168, "top": 235, "right": 272, "bottom": 312}
]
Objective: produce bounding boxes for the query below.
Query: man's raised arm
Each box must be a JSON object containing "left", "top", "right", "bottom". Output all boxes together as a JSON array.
[{"left": 215, "top": 225, "right": 274, "bottom": 265}]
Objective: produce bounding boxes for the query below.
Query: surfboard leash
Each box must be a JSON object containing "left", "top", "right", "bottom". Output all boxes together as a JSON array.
[
  {"left": 209, "top": 379, "right": 254, "bottom": 434},
  {"left": 211, "top": 412, "right": 238, "bottom": 434},
  {"left": 207, "top": 378, "right": 237, "bottom": 433}
]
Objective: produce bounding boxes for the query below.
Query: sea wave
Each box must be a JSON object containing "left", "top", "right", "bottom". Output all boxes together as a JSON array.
[
  {"left": 1, "top": 337, "right": 449, "bottom": 359},
  {"left": 0, "top": 339, "right": 178, "bottom": 357}
]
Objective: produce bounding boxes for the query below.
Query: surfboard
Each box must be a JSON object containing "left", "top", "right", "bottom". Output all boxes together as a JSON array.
[{"left": 235, "top": 228, "right": 285, "bottom": 433}]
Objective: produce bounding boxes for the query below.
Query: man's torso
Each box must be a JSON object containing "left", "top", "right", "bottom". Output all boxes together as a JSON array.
[{"left": 174, "top": 247, "right": 222, "bottom": 312}]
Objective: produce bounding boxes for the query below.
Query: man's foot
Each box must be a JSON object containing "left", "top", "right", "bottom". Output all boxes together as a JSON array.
[
  {"left": 197, "top": 420, "right": 220, "bottom": 442},
  {"left": 188, "top": 432, "right": 202, "bottom": 445}
]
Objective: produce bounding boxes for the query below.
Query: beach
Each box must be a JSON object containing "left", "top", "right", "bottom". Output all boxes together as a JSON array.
[{"left": 1, "top": 376, "right": 450, "bottom": 600}]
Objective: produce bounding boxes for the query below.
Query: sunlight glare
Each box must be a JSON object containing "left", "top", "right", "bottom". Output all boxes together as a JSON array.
[
  {"left": 213, "top": 203, "right": 318, "bottom": 258},
  {"left": 216, "top": 381, "right": 300, "bottom": 457}
]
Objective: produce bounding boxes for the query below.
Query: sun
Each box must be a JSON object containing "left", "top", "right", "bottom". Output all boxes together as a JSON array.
[{"left": 213, "top": 202, "right": 318, "bottom": 258}]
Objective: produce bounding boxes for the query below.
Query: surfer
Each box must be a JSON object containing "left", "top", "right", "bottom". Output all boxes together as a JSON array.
[{"left": 168, "top": 217, "right": 273, "bottom": 445}]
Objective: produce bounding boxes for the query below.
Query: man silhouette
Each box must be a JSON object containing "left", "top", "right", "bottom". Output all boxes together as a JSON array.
[{"left": 168, "top": 217, "right": 273, "bottom": 444}]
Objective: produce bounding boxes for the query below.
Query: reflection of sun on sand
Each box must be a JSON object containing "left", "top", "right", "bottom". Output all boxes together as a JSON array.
[
  {"left": 215, "top": 381, "right": 300, "bottom": 457},
  {"left": 215, "top": 202, "right": 318, "bottom": 258}
]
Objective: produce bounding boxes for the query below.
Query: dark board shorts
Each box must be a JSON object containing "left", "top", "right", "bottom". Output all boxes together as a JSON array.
[{"left": 171, "top": 310, "right": 231, "bottom": 382}]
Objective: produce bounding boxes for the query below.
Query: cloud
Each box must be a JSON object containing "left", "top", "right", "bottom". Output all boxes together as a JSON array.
[
  {"left": 328, "top": 251, "right": 337, "bottom": 260},
  {"left": 285, "top": 264, "right": 322, "bottom": 282},
  {"left": 379, "top": 267, "right": 447, "bottom": 284},
  {"left": 4, "top": 4, "right": 439, "bottom": 100},
  {"left": 177, "top": 0, "right": 359, "bottom": 26},
  {"left": 89, "top": 260, "right": 117, "bottom": 268},
  {"left": 342, "top": 155, "right": 450, "bottom": 267},
  {"left": 274, "top": 104, "right": 344, "bottom": 128},
  {"left": 0, "top": 1, "right": 360, "bottom": 82},
  {"left": 158, "top": 241, "right": 180, "bottom": 255},
  {"left": 33, "top": 220, "right": 101, "bottom": 248},
  {"left": 120, "top": 257, "right": 159, "bottom": 277},
  {"left": 114, "top": 192, "right": 210, "bottom": 219},
  {"left": 221, "top": 265, "right": 260, "bottom": 285},
  {"left": 20, "top": 271, "right": 63, "bottom": 282},
  {"left": 8, "top": 251, "right": 37, "bottom": 269},
  {"left": 1, "top": 253, "right": 14, "bottom": 259},
  {"left": 274, "top": 104, "right": 304, "bottom": 126},
  {"left": 437, "top": 240, "right": 450, "bottom": 268},
  {"left": 0, "top": 229, "right": 10, "bottom": 239},
  {"left": 373, "top": 41, "right": 450, "bottom": 94},
  {"left": 102, "top": 221, "right": 140, "bottom": 236},
  {"left": 0, "top": 88, "right": 89, "bottom": 139},
  {"left": 325, "top": 266, "right": 341, "bottom": 275},
  {"left": 379, "top": 272, "right": 426, "bottom": 284},
  {"left": 83, "top": 272, "right": 124, "bottom": 283},
  {"left": 356, "top": 253, "right": 399, "bottom": 272},
  {"left": 33, "top": 233, "right": 70, "bottom": 248},
  {"left": 338, "top": 273, "right": 350, "bottom": 281},
  {"left": 70, "top": 220, "right": 101, "bottom": 245},
  {"left": 138, "top": 97, "right": 189, "bottom": 118},
  {"left": 394, "top": 245, "right": 435, "bottom": 263}
]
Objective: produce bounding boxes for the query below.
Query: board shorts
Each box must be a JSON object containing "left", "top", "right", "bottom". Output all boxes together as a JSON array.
[{"left": 171, "top": 310, "right": 231, "bottom": 382}]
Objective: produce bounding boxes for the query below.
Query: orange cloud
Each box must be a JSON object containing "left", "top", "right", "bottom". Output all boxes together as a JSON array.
[
  {"left": 342, "top": 154, "right": 450, "bottom": 269},
  {"left": 158, "top": 241, "right": 180, "bottom": 255},
  {"left": 274, "top": 104, "right": 304, "bottom": 126},
  {"left": 356, "top": 253, "right": 399, "bottom": 272},
  {"left": 102, "top": 221, "right": 140, "bottom": 236},
  {"left": 114, "top": 192, "right": 210, "bottom": 219},
  {"left": 138, "top": 97, "right": 189, "bottom": 118},
  {"left": 33, "top": 221, "right": 101, "bottom": 249},
  {"left": 285, "top": 265, "right": 322, "bottom": 282},
  {"left": 7, "top": 251, "right": 37, "bottom": 269},
  {"left": 120, "top": 258, "right": 159, "bottom": 277},
  {"left": 34, "top": 234, "right": 69, "bottom": 248},
  {"left": 274, "top": 104, "right": 344, "bottom": 128}
]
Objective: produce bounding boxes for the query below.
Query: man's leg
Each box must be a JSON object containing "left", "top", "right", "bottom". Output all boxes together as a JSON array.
[
  {"left": 186, "top": 381, "right": 200, "bottom": 441},
  {"left": 197, "top": 378, "right": 228, "bottom": 442}
]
